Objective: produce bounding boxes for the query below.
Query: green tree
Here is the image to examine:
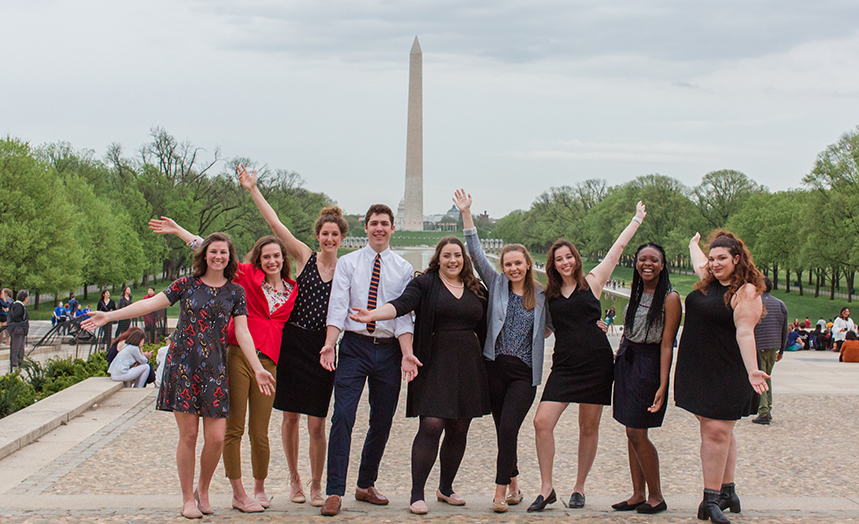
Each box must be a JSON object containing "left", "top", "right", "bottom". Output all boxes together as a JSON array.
[
  {"left": 0, "top": 138, "right": 83, "bottom": 303},
  {"left": 694, "top": 169, "right": 764, "bottom": 229}
]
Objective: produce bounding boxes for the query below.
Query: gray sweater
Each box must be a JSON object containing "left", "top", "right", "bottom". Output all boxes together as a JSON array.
[
  {"left": 754, "top": 292, "right": 788, "bottom": 352},
  {"left": 464, "top": 228, "right": 551, "bottom": 386}
]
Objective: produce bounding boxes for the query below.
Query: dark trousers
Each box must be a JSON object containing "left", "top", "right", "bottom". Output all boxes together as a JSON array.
[
  {"left": 10, "top": 333, "right": 26, "bottom": 368},
  {"left": 485, "top": 355, "right": 537, "bottom": 485},
  {"left": 326, "top": 332, "right": 402, "bottom": 496}
]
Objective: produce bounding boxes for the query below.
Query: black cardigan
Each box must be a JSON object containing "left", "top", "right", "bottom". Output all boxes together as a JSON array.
[{"left": 389, "top": 271, "right": 488, "bottom": 365}]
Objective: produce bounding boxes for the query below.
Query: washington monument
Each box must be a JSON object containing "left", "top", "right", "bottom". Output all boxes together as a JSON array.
[{"left": 402, "top": 36, "right": 423, "bottom": 231}]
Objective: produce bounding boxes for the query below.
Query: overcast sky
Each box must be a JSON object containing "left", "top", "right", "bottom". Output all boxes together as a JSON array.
[{"left": 3, "top": 1, "right": 859, "bottom": 217}]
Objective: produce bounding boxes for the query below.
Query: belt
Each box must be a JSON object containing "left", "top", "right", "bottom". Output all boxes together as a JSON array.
[
  {"left": 256, "top": 350, "right": 273, "bottom": 361},
  {"left": 346, "top": 331, "right": 398, "bottom": 345}
]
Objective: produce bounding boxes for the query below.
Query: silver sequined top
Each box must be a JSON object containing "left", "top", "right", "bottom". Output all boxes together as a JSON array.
[{"left": 623, "top": 286, "right": 676, "bottom": 344}]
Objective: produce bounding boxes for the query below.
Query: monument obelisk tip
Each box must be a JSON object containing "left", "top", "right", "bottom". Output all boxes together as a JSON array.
[
  {"left": 402, "top": 36, "right": 423, "bottom": 231},
  {"left": 411, "top": 36, "right": 421, "bottom": 54}
]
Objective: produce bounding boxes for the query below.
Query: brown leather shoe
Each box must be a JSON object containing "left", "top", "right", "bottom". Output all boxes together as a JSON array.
[
  {"left": 355, "top": 486, "right": 389, "bottom": 505},
  {"left": 321, "top": 495, "right": 341, "bottom": 516}
]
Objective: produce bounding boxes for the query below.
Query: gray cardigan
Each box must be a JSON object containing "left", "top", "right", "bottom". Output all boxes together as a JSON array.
[{"left": 464, "top": 227, "right": 550, "bottom": 386}]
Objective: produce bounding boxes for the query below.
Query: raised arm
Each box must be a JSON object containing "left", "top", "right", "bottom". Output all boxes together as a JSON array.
[
  {"left": 237, "top": 164, "right": 313, "bottom": 270},
  {"left": 147, "top": 216, "right": 198, "bottom": 245},
  {"left": 455, "top": 189, "right": 498, "bottom": 285},
  {"left": 586, "top": 201, "right": 646, "bottom": 298},
  {"left": 688, "top": 232, "right": 708, "bottom": 280},
  {"left": 732, "top": 283, "right": 769, "bottom": 394}
]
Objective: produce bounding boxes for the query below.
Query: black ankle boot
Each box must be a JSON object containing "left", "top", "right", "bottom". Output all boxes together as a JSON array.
[
  {"left": 697, "top": 489, "right": 730, "bottom": 523},
  {"left": 718, "top": 483, "right": 741, "bottom": 513}
]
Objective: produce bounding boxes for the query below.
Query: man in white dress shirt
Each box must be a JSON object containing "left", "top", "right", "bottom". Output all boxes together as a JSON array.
[{"left": 319, "top": 204, "right": 419, "bottom": 516}]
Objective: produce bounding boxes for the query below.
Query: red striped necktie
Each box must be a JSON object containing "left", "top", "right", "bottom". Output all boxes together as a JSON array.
[{"left": 367, "top": 253, "right": 381, "bottom": 334}]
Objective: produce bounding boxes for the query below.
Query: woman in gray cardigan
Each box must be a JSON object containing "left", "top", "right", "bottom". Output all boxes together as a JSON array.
[{"left": 455, "top": 189, "right": 551, "bottom": 513}]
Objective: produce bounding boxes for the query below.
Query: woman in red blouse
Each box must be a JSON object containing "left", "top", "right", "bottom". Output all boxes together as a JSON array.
[{"left": 149, "top": 218, "right": 297, "bottom": 513}]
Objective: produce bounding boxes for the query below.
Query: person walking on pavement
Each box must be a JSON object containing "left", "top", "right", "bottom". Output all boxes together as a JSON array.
[
  {"left": 319, "top": 204, "right": 418, "bottom": 517},
  {"left": 752, "top": 277, "right": 788, "bottom": 425}
]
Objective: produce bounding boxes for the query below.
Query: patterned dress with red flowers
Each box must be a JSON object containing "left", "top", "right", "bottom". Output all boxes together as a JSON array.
[{"left": 157, "top": 276, "right": 248, "bottom": 418}]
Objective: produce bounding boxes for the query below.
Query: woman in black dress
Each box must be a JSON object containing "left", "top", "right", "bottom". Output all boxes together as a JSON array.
[
  {"left": 529, "top": 201, "right": 646, "bottom": 513},
  {"left": 115, "top": 287, "right": 133, "bottom": 337},
  {"left": 611, "top": 243, "right": 681, "bottom": 514},
  {"left": 350, "top": 237, "right": 490, "bottom": 515},
  {"left": 674, "top": 231, "right": 769, "bottom": 524},
  {"left": 83, "top": 232, "right": 275, "bottom": 519},
  {"left": 96, "top": 289, "right": 116, "bottom": 350},
  {"left": 238, "top": 165, "right": 347, "bottom": 507}
]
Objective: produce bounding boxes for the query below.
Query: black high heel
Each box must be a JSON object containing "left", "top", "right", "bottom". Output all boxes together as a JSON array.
[
  {"left": 698, "top": 489, "right": 730, "bottom": 523},
  {"left": 718, "top": 483, "right": 741, "bottom": 513}
]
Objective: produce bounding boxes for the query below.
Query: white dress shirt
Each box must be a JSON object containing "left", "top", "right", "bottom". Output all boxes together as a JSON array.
[{"left": 326, "top": 245, "right": 414, "bottom": 338}]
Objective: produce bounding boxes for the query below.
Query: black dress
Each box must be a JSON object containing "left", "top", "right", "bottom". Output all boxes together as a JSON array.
[
  {"left": 406, "top": 284, "right": 491, "bottom": 419},
  {"left": 542, "top": 287, "right": 614, "bottom": 405},
  {"left": 674, "top": 282, "right": 759, "bottom": 420},
  {"left": 274, "top": 253, "right": 336, "bottom": 418}
]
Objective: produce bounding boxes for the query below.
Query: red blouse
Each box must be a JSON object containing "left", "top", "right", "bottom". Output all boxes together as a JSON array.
[{"left": 227, "top": 262, "right": 297, "bottom": 363}]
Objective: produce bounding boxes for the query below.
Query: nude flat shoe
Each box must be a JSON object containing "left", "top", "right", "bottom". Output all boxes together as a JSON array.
[
  {"left": 410, "top": 500, "right": 429, "bottom": 514},
  {"left": 232, "top": 497, "right": 265, "bottom": 513}
]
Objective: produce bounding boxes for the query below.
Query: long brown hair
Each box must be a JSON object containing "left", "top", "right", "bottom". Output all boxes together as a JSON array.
[
  {"left": 245, "top": 235, "right": 291, "bottom": 280},
  {"left": 426, "top": 237, "right": 482, "bottom": 296},
  {"left": 694, "top": 230, "right": 765, "bottom": 307},
  {"left": 192, "top": 232, "right": 239, "bottom": 281},
  {"left": 113, "top": 327, "right": 144, "bottom": 348},
  {"left": 500, "top": 243, "right": 538, "bottom": 310},
  {"left": 545, "top": 239, "right": 589, "bottom": 299}
]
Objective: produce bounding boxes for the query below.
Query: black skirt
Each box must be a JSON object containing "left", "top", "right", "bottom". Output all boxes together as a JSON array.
[
  {"left": 273, "top": 323, "right": 335, "bottom": 418},
  {"left": 612, "top": 339, "right": 667, "bottom": 428}
]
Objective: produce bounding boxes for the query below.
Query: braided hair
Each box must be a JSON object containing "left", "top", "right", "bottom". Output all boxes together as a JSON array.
[{"left": 624, "top": 242, "right": 672, "bottom": 340}]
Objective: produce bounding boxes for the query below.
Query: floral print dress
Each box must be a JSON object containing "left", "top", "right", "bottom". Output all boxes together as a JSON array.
[{"left": 157, "top": 276, "right": 248, "bottom": 418}]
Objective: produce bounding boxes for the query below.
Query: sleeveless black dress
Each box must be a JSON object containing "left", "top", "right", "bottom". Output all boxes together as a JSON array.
[
  {"left": 542, "top": 287, "right": 614, "bottom": 405},
  {"left": 273, "top": 253, "right": 336, "bottom": 418},
  {"left": 674, "top": 282, "right": 759, "bottom": 420}
]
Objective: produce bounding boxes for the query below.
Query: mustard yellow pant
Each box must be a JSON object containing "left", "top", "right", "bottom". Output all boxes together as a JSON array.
[{"left": 223, "top": 345, "right": 277, "bottom": 480}]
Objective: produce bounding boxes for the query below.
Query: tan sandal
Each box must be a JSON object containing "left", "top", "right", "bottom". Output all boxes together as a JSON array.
[
  {"left": 310, "top": 479, "right": 325, "bottom": 507},
  {"left": 290, "top": 474, "right": 306, "bottom": 504}
]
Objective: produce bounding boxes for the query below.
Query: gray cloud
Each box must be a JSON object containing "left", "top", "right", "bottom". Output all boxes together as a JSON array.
[{"left": 193, "top": 0, "right": 859, "bottom": 67}]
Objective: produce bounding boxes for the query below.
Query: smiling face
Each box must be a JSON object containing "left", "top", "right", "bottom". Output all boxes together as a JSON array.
[
  {"left": 636, "top": 246, "right": 664, "bottom": 284},
  {"left": 259, "top": 242, "right": 284, "bottom": 277},
  {"left": 552, "top": 245, "right": 578, "bottom": 278},
  {"left": 502, "top": 250, "right": 529, "bottom": 283},
  {"left": 317, "top": 222, "right": 342, "bottom": 253},
  {"left": 708, "top": 246, "right": 738, "bottom": 281},
  {"left": 206, "top": 241, "right": 231, "bottom": 274},
  {"left": 438, "top": 243, "right": 464, "bottom": 280},
  {"left": 364, "top": 212, "right": 394, "bottom": 252}
]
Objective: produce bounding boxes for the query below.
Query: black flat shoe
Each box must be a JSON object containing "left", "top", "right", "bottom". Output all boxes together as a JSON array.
[
  {"left": 636, "top": 500, "right": 667, "bottom": 514},
  {"left": 612, "top": 499, "right": 645, "bottom": 511},
  {"left": 568, "top": 492, "right": 585, "bottom": 508},
  {"left": 526, "top": 490, "right": 556, "bottom": 513}
]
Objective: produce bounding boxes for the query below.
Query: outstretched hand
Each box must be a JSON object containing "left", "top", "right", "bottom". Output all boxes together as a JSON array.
[
  {"left": 320, "top": 344, "right": 336, "bottom": 371},
  {"left": 349, "top": 307, "right": 375, "bottom": 324},
  {"left": 148, "top": 216, "right": 180, "bottom": 235},
  {"left": 452, "top": 189, "right": 472, "bottom": 212},
  {"left": 402, "top": 354, "right": 423, "bottom": 382},
  {"left": 749, "top": 370, "right": 770, "bottom": 394},
  {"left": 236, "top": 164, "right": 258, "bottom": 191},
  {"left": 255, "top": 369, "right": 276, "bottom": 396},
  {"left": 635, "top": 200, "right": 646, "bottom": 220},
  {"left": 80, "top": 310, "right": 108, "bottom": 330}
]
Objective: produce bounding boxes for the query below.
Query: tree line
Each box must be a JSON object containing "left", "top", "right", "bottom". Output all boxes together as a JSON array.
[
  {"left": 0, "top": 128, "right": 335, "bottom": 308},
  {"left": 489, "top": 125, "right": 859, "bottom": 301}
]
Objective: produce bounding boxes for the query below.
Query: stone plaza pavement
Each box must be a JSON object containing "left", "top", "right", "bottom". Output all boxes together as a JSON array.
[{"left": 1, "top": 335, "right": 858, "bottom": 523}]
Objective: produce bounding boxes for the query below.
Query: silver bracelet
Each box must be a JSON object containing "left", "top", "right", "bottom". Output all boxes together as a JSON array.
[{"left": 632, "top": 216, "right": 642, "bottom": 224}]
